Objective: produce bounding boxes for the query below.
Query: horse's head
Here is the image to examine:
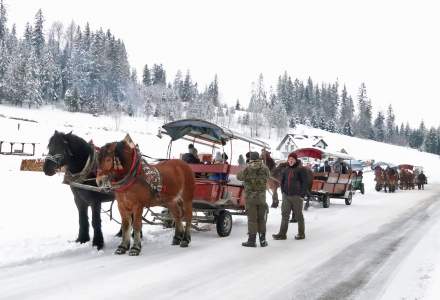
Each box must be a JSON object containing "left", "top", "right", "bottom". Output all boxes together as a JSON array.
[
  {"left": 43, "top": 131, "right": 74, "bottom": 176},
  {"left": 96, "top": 141, "right": 130, "bottom": 186}
]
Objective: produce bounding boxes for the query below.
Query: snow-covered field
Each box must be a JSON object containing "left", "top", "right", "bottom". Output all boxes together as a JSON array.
[{"left": 1, "top": 105, "right": 440, "bottom": 299}]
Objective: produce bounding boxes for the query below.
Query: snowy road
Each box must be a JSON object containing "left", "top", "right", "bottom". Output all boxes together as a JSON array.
[
  {"left": 1, "top": 170, "right": 440, "bottom": 300},
  {"left": 272, "top": 187, "right": 440, "bottom": 299}
]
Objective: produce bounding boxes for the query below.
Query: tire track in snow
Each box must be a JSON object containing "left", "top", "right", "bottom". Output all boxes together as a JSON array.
[{"left": 269, "top": 188, "right": 440, "bottom": 300}]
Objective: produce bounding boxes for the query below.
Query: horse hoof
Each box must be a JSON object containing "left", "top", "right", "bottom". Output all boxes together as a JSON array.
[
  {"left": 93, "top": 243, "right": 104, "bottom": 251},
  {"left": 180, "top": 241, "right": 189, "bottom": 248},
  {"left": 76, "top": 237, "right": 90, "bottom": 244},
  {"left": 129, "top": 248, "right": 141, "bottom": 256},
  {"left": 93, "top": 238, "right": 104, "bottom": 250},
  {"left": 114, "top": 246, "right": 128, "bottom": 255},
  {"left": 172, "top": 236, "right": 182, "bottom": 245}
]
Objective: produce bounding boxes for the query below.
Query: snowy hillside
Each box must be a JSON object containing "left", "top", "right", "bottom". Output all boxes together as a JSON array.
[
  {"left": 1, "top": 105, "right": 438, "bottom": 182},
  {"left": 1, "top": 104, "right": 440, "bottom": 300}
]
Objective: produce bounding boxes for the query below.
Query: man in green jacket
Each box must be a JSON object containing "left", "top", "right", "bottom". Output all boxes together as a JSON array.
[{"left": 237, "top": 152, "right": 270, "bottom": 247}]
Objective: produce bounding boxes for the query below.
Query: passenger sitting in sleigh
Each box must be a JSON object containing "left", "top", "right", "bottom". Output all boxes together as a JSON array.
[{"left": 208, "top": 151, "right": 229, "bottom": 181}]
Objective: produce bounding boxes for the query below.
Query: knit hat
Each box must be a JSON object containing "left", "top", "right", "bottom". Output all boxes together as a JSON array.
[{"left": 288, "top": 152, "right": 298, "bottom": 160}]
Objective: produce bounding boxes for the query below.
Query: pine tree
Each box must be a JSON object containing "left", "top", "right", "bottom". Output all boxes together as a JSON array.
[
  {"left": 181, "top": 70, "right": 194, "bottom": 102},
  {"left": 248, "top": 74, "right": 267, "bottom": 137},
  {"left": 339, "top": 85, "right": 354, "bottom": 127},
  {"left": 356, "top": 83, "right": 373, "bottom": 138},
  {"left": 327, "top": 120, "right": 337, "bottom": 133},
  {"left": 173, "top": 70, "right": 183, "bottom": 99},
  {"left": 142, "top": 64, "right": 151, "bottom": 86},
  {"left": 152, "top": 64, "right": 166, "bottom": 85},
  {"left": 343, "top": 121, "right": 353, "bottom": 136},
  {"left": 207, "top": 74, "right": 219, "bottom": 106},
  {"left": 310, "top": 113, "right": 319, "bottom": 128},
  {"left": 0, "top": 0, "right": 6, "bottom": 41},
  {"left": 318, "top": 117, "right": 326, "bottom": 130},
  {"left": 385, "top": 104, "right": 395, "bottom": 143},
  {"left": 32, "top": 9, "right": 45, "bottom": 58},
  {"left": 424, "top": 127, "right": 438, "bottom": 154},
  {"left": 235, "top": 99, "right": 241, "bottom": 110},
  {"left": 373, "top": 111, "right": 385, "bottom": 142},
  {"left": 266, "top": 92, "right": 287, "bottom": 137}
]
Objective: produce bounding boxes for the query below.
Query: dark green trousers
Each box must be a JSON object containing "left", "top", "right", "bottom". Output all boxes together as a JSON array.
[
  {"left": 246, "top": 191, "right": 268, "bottom": 234},
  {"left": 279, "top": 194, "right": 305, "bottom": 236}
]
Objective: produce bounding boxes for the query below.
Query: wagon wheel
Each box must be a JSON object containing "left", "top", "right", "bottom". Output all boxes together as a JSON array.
[
  {"left": 360, "top": 183, "right": 365, "bottom": 195},
  {"left": 345, "top": 192, "right": 353, "bottom": 205},
  {"left": 216, "top": 210, "right": 232, "bottom": 237},
  {"left": 322, "top": 194, "right": 330, "bottom": 208}
]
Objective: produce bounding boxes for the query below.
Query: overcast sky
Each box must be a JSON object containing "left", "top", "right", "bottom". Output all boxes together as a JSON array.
[{"left": 7, "top": 0, "right": 439, "bottom": 128}]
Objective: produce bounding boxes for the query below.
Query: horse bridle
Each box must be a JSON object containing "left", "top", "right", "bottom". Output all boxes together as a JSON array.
[{"left": 45, "top": 141, "right": 74, "bottom": 171}]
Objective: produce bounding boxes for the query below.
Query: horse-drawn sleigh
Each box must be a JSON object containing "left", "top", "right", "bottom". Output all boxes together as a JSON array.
[
  {"left": 156, "top": 118, "right": 270, "bottom": 237},
  {"left": 43, "top": 119, "right": 270, "bottom": 254},
  {"left": 292, "top": 147, "right": 360, "bottom": 208}
]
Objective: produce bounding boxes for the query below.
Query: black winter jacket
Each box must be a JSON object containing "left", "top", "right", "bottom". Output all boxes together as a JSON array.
[{"left": 281, "top": 164, "right": 307, "bottom": 197}]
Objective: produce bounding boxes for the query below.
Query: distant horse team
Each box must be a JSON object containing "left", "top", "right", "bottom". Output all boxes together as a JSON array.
[{"left": 374, "top": 164, "right": 426, "bottom": 192}]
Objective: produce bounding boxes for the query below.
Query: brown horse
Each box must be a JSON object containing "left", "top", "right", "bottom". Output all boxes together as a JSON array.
[
  {"left": 96, "top": 140, "right": 195, "bottom": 255},
  {"left": 374, "top": 166, "right": 386, "bottom": 191},
  {"left": 399, "top": 169, "right": 415, "bottom": 190},
  {"left": 384, "top": 167, "right": 399, "bottom": 192},
  {"left": 267, "top": 162, "right": 288, "bottom": 208}
]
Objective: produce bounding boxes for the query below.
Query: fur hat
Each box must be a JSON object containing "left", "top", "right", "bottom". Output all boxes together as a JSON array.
[{"left": 249, "top": 151, "right": 260, "bottom": 161}]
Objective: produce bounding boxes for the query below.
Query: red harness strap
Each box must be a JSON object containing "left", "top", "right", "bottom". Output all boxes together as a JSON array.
[{"left": 112, "top": 148, "right": 143, "bottom": 193}]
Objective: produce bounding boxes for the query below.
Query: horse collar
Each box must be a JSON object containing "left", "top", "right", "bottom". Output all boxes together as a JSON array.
[{"left": 63, "top": 145, "right": 97, "bottom": 184}]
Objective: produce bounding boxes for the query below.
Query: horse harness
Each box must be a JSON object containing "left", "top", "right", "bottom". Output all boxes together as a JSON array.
[
  {"left": 107, "top": 145, "right": 163, "bottom": 196},
  {"left": 63, "top": 144, "right": 98, "bottom": 185}
]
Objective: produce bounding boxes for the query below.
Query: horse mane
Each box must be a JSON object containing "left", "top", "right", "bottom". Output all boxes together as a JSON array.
[{"left": 115, "top": 141, "right": 128, "bottom": 166}]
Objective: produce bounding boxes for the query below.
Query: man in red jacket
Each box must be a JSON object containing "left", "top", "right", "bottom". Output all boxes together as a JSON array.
[{"left": 273, "top": 152, "right": 307, "bottom": 240}]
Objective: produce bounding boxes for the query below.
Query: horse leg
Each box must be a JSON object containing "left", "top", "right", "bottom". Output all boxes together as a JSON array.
[
  {"left": 74, "top": 195, "right": 90, "bottom": 243},
  {"left": 180, "top": 196, "right": 193, "bottom": 248},
  {"left": 115, "top": 207, "right": 131, "bottom": 255},
  {"left": 271, "top": 188, "right": 279, "bottom": 208},
  {"left": 129, "top": 206, "right": 143, "bottom": 256},
  {"left": 91, "top": 201, "right": 104, "bottom": 250},
  {"left": 168, "top": 203, "right": 184, "bottom": 246}
]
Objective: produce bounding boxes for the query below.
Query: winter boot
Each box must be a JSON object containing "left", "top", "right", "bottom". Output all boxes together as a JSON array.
[
  {"left": 272, "top": 218, "right": 288, "bottom": 240},
  {"left": 242, "top": 233, "right": 257, "bottom": 247},
  {"left": 259, "top": 233, "right": 268, "bottom": 247},
  {"left": 294, "top": 234, "right": 305, "bottom": 240},
  {"left": 272, "top": 233, "right": 287, "bottom": 240}
]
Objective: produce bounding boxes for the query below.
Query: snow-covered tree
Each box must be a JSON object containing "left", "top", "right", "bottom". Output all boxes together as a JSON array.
[
  {"left": 373, "top": 111, "right": 385, "bottom": 142},
  {"left": 248, "top": 73, "right": 267, "bottom": 137}
]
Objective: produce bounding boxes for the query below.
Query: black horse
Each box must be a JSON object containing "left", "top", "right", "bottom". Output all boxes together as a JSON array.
[{"left": 43, "top": 131, "right": 115, "bottom": 250}]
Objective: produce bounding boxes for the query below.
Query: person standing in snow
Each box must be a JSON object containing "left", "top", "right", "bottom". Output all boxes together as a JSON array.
[
  {"left": 273, "top": 152, "right": 307, "bottom": 240},
  {"left": 237, "top": 152, "right": 270, "bottom": 247}
]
